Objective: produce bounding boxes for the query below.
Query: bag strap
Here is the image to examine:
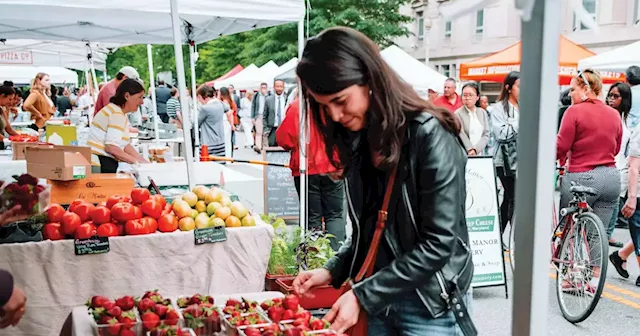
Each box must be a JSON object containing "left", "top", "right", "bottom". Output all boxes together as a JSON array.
[{"left": 353, "top": 130, "right": 405, "bottom": 282}]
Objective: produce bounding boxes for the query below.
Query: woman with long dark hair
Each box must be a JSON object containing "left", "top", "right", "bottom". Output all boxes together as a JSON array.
[
  {"left": 88, "top": 79, "right": 148, "bottom": 173},
  {"left": 219, "top": 87, "right": 236, "bottom": 158},
  {"left": 291, "top": 27, "right": 474, "bottom": 335},
  {"left": 489, "top": 71, "right": 520, "bottom": 237}
]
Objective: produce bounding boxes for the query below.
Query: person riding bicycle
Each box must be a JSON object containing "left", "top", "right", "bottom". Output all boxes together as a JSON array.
[{"left": 556, "top": 68, "right": 622, "bottom": 254}]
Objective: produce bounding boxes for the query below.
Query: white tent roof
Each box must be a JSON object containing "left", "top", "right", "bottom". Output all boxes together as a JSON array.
[
  {"left": 275, "top": 57, "right": 298, "bottom": 77},
  {"left": 214, "top": 64, "right": 259, "bottom": 88},
  {"left": 0, "top": 0, "right": 305, "bottom": 44},
  {"left": 578, "top": 41, "right": 640, "bottom": 73},
  {"left": 217, "top": 61, "right": 284, "bottom": 90},
  {"left": 0, "top": 66, "right": 78, "bottom": 85},
  {"left": 381, "top": 45, "right": 447, "bottom": 92},
  {"left": 0, "top": 39, "right": 110, "bottom": 71}
]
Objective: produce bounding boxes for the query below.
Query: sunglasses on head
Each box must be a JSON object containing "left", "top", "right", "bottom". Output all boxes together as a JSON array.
[{"left": 577, "top": 70, "right": 593, "bottom": 92}]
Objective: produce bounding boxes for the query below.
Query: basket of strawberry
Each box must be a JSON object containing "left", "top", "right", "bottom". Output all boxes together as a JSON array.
[
  {"left": 0, "top": 174, "right": 49, "bottom": 216},
  {"left": 177, "top": 294, "right": 214, "bottom": 309},
  {"left": 138, "top": 290, "right": 182, "bottom": 333},
  {"left": 181, "top": 303, "right": 221, "bottom": 336},
  {"left": 86, "top": 295, "right": 140, "bottom": 336},
  {"left": 146, "top": 325, "right": 196, "bottom": 336}
]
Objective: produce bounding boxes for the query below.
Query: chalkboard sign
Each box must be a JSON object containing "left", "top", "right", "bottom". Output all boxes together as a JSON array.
[
  {"left": 194, "top": 227, "right": 227, "bottom": 245},
  {"left": 263, "top": 148, "right": 300, "bottom": 220},
  {"left": 75, "top": 236, "right": 110, "bottom": 256}
]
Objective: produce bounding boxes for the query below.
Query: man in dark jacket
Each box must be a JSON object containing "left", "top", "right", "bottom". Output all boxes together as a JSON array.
[
  {"left": 155, "top": 80, "right": 172, "bottom": 123},
  {"left": 251, "top": 82, "right": 269, "bottom": 152},
  {"left": 262, "top": 79, "right": 287, "bottom": 147}
]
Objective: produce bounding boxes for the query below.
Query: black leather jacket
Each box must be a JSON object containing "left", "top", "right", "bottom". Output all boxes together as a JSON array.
[{"left": 324, "top": 112, "right": 474, "bottom": 318}]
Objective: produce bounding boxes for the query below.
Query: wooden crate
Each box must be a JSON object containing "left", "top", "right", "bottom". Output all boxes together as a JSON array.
[{"left": 49, "top": 173, "right": 135, "bottom": 205}]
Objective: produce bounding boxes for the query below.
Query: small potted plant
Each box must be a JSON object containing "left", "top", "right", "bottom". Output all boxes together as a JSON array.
[{"left": 262, "top": 214, "right": 301, "bottom": 291}]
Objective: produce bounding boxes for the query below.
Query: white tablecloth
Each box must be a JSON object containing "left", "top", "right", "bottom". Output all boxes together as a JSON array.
[
  {"left": 0, "top": 224, "right": 274, "bottom": 336},
  {"left": 71, "top": 292, "right": 284, "bottom": 336}
]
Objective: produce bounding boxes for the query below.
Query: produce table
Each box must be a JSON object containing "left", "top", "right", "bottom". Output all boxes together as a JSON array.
[
  {"left": 71, "top": 292, "right": 284, "bottom": 336},
  {"left": 0, "top": 224, "right": 274, "bottom": 336}
]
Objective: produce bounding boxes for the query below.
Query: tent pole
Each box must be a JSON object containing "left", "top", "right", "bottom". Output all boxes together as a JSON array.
[
  {"left": 89, "top": 56, "right": 99, "bottom": 124},
  {"left": 147, "top": 44, "right": 160, "bottom": 145},
  {"left": 189, "top": 42, "right": 200, "bottom": 160},
  {"left": 170, "top": 0, "right": 196, "bottom": 189},
  {"left": 511, "top": 0, "right": 560, "bottom": 335},
  {"left": 297, "top": 19, "right": 307, "bottom": 236}
]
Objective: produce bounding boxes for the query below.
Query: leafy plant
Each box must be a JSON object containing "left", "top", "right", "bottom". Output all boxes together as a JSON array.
[
  {"left": 264, "top": 213, "right": 300, "bottom": 275},
  {"left": 295, "top": 229, "right": 337, "bottom": 271}
]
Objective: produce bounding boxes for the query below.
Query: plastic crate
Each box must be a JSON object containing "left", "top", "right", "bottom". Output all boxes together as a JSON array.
[{"left": 275, "top": 278, "right": 344, "bottom": 310}]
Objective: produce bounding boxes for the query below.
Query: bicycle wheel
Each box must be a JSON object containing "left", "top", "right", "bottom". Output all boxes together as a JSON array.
[
  {"left": 555, "top": 212, "right": 608, "bottom": 323},
  {"left": 508, "top": 216, "right": 516, "bottom": 272}
]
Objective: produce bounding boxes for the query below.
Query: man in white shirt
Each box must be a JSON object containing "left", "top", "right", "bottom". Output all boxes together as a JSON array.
[
  {"left": 263, "top": 79, "right": 286, "bottom": 147},
  {"left": 76, "top": 87, "right": 93, "bottom": 117},
  {"left": 251, "top": 82, "right": 269, "bottom": 152}
]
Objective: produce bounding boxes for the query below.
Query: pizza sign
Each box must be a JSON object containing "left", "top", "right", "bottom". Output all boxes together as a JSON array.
[{"left": 0, "top": 51, "right": 33, "bottom": 64}]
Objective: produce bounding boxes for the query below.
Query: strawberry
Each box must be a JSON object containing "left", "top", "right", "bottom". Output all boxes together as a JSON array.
[
  {"left": 177, "top": 297, "right": 189, "bottom": 308},
  {"left": 87, "top": 295, "right": 109, "bottom": 309},
  {"left": 267, "top": 306, "right": 284, "bottom": 322},
  {"left": 16, "top": 174, "right": 38, "bottom": 186},
  {"left": 165, "top": 309, "right": 180, "bottom": 326},
  {"left": 102, "top": 301, "right": 116, "bottom": 310},
  {"left": 184, "top": 304, "right": 203, "bottom": 318},
  {"left": 141, "top": 311, "right": 160, "bottom": 331},
  {"left": 283, "top": 327, "right": 302, "bottom": 336},
  {"left": 119, "top": 329, "right": 135, "bottom": 336},
  {"left": 189, "top": 295, "right": 201, "bottom": 305},
  {"left": 154, "top": 303, "right": 168, "bottom": 318},
  {"left": 225, "top": 298, "right": 241, "bottom": 308},
  {"left": 272, "top": 297, "right": 282, "bottom": 304},
  {"left": 222, "top": 306, "right": 236, "bottom": 315},
  {"left": 310, "top": 318, "right": 325, "bottom": 330},
  {"left": 282, "top": 309, "right": 295, "bottom": 321},
  {"left": 105, "top": 317, "right": 120, "bottom": 336},
  {"left": 283, "top": 295, "right": 300, "bottom": 311},
  {"left": 243, "top": 327, "right": 260, "bottom": 336},
  {"left": 293, "top": 318, "right": 308, "bottom": 327},
  {"left": 138, "top": 298, "right": 155, "bottom": 312},
  {"left": 115, "top": 296, "right": 135, "bottom": 311},
  {"left": 294, "top": 310, "right": 311, "bottom": 322},
  {"left": 97, "top": 314, "right": 111, "bottom": 325},
  {"left": 142, "top": 290, "right": 160, "bottom": 299}
]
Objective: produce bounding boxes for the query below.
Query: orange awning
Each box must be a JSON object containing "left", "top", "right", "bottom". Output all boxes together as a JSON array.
[
  {"left": 460, "top": 36, "right": 624, "bottom": 85},
  {"left": 206, "top": 64, "right": 244, "bottom": 87}
]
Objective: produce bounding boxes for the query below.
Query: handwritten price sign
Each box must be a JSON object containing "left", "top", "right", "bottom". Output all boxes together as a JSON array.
[{"left": 0, "top": 51, "right": 33, "bottom": 65}]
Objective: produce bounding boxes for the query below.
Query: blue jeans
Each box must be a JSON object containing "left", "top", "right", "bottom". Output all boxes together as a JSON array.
[
  {"left": 367, "top": 291, "right": 473, "bottom": 336},
  {"left": 629, "top": 199, "right": 640, "bottom": 256},
  {"left": 607, "top": 197, "right": 623, "bottom": 238}
]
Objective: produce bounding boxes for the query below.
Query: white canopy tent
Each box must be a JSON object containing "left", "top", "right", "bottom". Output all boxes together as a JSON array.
[
  {"left": 217, "top": 61, "right": 282, "bottom": 90},
  {"left": 578, "top": 40, "right": 640, "bottom": 73},
  {"left": 0, "top": 39, "right": 111, "bottom": 71},
  {"left": 0, "top": 65, "right": 78, "bottom": 85},
  {"left": 380, "top": 45, "right": 447, "bottom": 93}
]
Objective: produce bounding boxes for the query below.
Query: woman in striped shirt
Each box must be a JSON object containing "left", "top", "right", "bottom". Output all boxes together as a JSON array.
[
  {"left": 166, "top": 88, "right": 182, "bottom": 127},
  {"left": 88, "top": 79, "right": 149, "bottom": 173}
]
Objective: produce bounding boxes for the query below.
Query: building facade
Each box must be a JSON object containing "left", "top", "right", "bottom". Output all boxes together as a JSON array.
[{"left": 396, "top": 0, "right": 640, "bottom": 97}]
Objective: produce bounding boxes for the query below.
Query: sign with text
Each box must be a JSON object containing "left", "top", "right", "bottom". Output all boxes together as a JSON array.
[
  {"left": 0, "top": 51, "right": 33, "bottom": 65},
  {"left": 263, "top": 148, "right": 299, "bottom": 220},
  {"left": 194, "top": 227, "right": 227, "bottom": 245},
  {"left": 74, "top": 236, "right": 110, "bottom": 256},
  {"left": 466, "top": 156, "right": 506, "bottom": 288}
]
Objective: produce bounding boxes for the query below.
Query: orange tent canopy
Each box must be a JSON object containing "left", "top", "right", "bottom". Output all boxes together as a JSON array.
[
  {"left": 206, "top": 64, "right": 244, "bottom": 87},
  {"left": 460, "top": 36, "right": 624, "bottom": 84}
]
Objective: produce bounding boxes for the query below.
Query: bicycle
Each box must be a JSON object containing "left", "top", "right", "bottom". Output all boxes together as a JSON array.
[{"left": 508, "top": 167, "right": 608, "bottom": 323}]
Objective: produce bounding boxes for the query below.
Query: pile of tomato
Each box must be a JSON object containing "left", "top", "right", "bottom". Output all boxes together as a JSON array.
[
  {"left": 8, "top": 134, "right": 39, "bottom": 143},
  {"left": 43, "top": 188, "right": 179, "bottom": 240}
]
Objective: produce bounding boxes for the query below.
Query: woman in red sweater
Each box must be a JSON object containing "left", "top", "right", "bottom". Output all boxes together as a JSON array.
[
  {"left": 557, "top": 69, "right": 622, "bottom": 248},
  {"left": 276, "top": 98, "right": 345, "bottom": 249}
]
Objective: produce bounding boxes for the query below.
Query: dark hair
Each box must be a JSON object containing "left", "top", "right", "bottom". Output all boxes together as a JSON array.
[
  {"left": 559, "top": 88, "right": 571, "bottom": 106},
  {"left": 461, "top": 82, "right": 481, "bottom": 107},
  {"left": 116, "top": 72, "right": 126, "bottom": 81},
  {"left": 608, "top": 82, "right": 632, "bottom": 123},
  {"left": 0, "top": 85, "right": 15, "bottom": 97},
  {"left": 197, "top": 84, "right": 215, "bottom": 98},
  {"left": 170, "top": 88, "right": 178, "bottom": 97},
  {"left": 626, "top": 66, "right": 640, "bottom": 86},
  {"left": 220, "top": 87, "right": 233, "bottom": 105},
  {"left": 158, "top": 79, "right": 165, "bottom": 86},
  {"left": 498, "top": 71, "right": 520, "bottom": 112},
  {"left": 274, "top": 79, "right": 284, "bottom": 85},
  {"left": 260, "top": 82, "right": 268, "bottom": 87},
  {"left": 57, "top": 87, "right": 65, "bottom": 96},
  {"left": 3, "top": 81, "right": 13, "bottom": 87},
  {"left": 109, "top": 79, "right": 145, "bottom": 106},
  {"left": 296, "top": 27, "right": 459, "bottom": 174}
]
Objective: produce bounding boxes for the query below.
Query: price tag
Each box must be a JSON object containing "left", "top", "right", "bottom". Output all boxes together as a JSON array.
[
  {"left": 74, "top": 236, "right": 110, "bottom": 255},
  {"left": 194, "top": 227, "right": 227, "bottom": 245}
]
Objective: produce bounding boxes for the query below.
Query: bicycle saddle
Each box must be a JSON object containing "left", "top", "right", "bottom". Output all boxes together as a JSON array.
[{"left": 569, "top": 182, "right": 597, "bottom": 196}]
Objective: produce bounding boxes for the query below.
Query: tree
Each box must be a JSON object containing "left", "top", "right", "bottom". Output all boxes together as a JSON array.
[{"left": 106, "top": 0, "right": 411, "bottom": 85}]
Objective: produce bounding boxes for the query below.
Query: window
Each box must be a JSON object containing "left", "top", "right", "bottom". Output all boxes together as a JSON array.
[
  {"left": 574, "top": 0, "right": 597, "bottom": 30},
  {"left": 451, "top": 64, "right": 457, "bottom": 79},
  {"left": 442, "top": 64, "right": 450, "bottom": 77},
  {"left": 475, "top": 10, "right": 484, "bottom": 35},
  {"left": 435, "top": 65, "right": 440, "bottom": 72},
  {"left": 417, "top": 11, "right": 425, "bottom": 40},
  {"left": 444, "top": 21, "right": 452, "bottom": 38}
]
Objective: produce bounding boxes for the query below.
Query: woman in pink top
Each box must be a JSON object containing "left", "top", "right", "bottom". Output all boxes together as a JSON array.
[{"left": 557, "top": 69, "right": 622, "bottom": 238}]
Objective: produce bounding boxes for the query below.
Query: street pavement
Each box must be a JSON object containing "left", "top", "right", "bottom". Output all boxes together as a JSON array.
[{"left": 223, "top": 130, "right": 640, "bottom": 335}]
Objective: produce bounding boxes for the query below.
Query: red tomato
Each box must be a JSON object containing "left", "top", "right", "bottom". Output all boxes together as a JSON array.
[
  {"left": 75, "top": 223, "right": 97, "bottom": 239},
  {"left": 158, "top": 214, "right": 179, "bottom": 233},
  {"left": 125, "top": 219, "right": 148, "bottom": 235},
  {"left": 141, "top": 199, "right": 162, "bottom": 219},
  {"left": 160, "top": 204, "right": 173, "bottom": 216},
  {"left": 61, "top": 212, "right": 81, "bottom": 236},
  {"left": 73, "top": 203, "right": 95, "bottom": 222},
  {"left": 151, "top": 194, "right": 167, "bottom": 208},
  {"left": 116, "top": 223, "right": 125, "bottom": 236},
  {"left": 97, "top": 201, "right": 107, "bottom": 207},
  {"left": 90, "top": 206, "right": 111, "bottom": 225},
  {"left": 106, "top": 195, "right": 129, "bottom": 209},
  {"left": 68, "top": 199, "right": 85, "bottom": 213},
  {"left": 97, "top": 223, "right": 119, "bottom": 237},
  {"left": 130, "top": 188, "right": 151, "bottom": 205},
  {"left": 111, "top": 203, "right": 141, "bottom": 223},
  {"left": 141, "top": 217, "right": 158, "bottom": 233},
  {"left": 43, "top": 223, "right": 65, "bottom": 240},
  {"left": 45, "top": 204, "right": 65, "bottom": 223}
]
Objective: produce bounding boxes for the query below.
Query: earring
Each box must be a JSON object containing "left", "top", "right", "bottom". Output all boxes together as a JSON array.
[{"left": 369, "top": 90, "right": 372, "bottom": 96}]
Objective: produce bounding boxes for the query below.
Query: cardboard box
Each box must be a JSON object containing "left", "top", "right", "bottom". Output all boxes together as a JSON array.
[
  {"left": 12, "top": 142, "right": 49, "bottom": 160},
  {"left": 25, "top": 145, "right": 92, "bottom": 181},
  {"left": 48, "top": 173, "right": 135, "bottom": 205}
]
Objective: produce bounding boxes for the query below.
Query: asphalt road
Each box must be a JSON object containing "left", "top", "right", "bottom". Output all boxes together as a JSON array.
[{"left": 224, "top": 131, "right": 640, "bottom": 335}]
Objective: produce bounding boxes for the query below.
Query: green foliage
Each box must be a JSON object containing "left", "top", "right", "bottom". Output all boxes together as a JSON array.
[
  {"left": 105, "top": 0, "right": 411, "bottom": 85},
  {"left": 295, "top": 230, "right": 337, "bottom": 271}
]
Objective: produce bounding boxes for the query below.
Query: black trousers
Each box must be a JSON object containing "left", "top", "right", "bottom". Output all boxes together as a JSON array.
[
  {"left": 98, "top": 155, "right": 119, "bottom": 173},
  {"left": 267, "top": 126, "right": 278, "bottom": 147},
  {"left": 294, "top": 174, "right": 346, "bottom": 250},
  {"left": 497, "top": 166, "right": 516, "bottom": 235},
  {"left": 158, "top": 113, "right": 170, "bottom": 123}
]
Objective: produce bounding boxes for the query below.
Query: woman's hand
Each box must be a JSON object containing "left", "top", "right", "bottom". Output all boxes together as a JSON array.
[
  {"left": 292, "top": 268, "right": 332, "bottom": 298},
  {"left": 324, "top": 289, "right": 361, "bottom": 333},
  {"left": 0, "top": 285, "right": 26, "bottom": 328},
  {"left": 467, "top": 149, "right": 477, "bottom": 156},
  {"left": 622, "top": 197, "right": 637, "bottom": 218}
]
